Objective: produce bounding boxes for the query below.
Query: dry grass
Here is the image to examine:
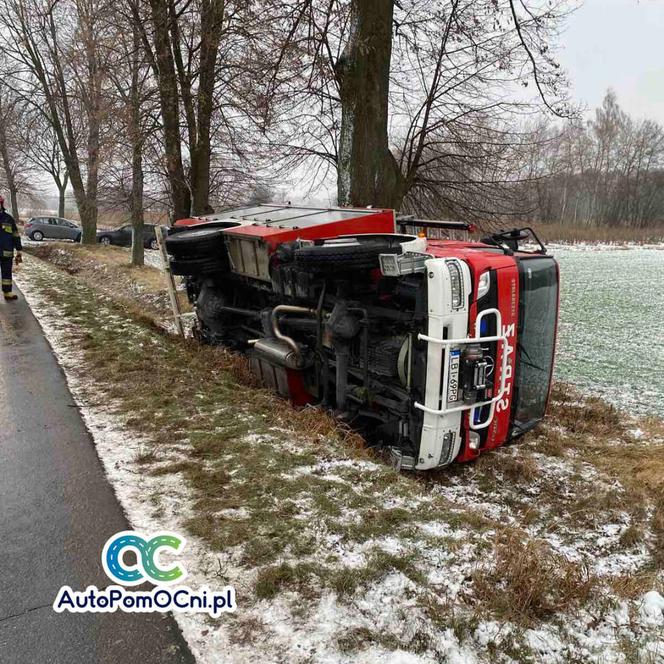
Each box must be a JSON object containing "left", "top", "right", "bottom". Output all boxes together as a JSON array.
[
  {"left": 476, "top": 450, "right": 540, "bottom": 484},
  {"left": 547, "top": 384, "right": 664, "bottom": 492},
  {"left": 532, "top": 427, "right": 568, "bottom": 457},
  {"left": 230, "top": 615, "right": 269, "bottom": 647},
  {"left": 651, "top": 495, "right": 664, "bottom": 567},
  {"left": 538, "top": 384, "right": 664, "bottom": 567},
  {"left": 26, "top": 242, "right": 163, "bottom": 286},
  {"left": 336, "top": 627, "right": 378, "bottom": 654},
  {"left": 548, "top": 382, "right": 625, "bottom": 436},
  {"left": 23, "top": 242, "right": 191, "bottom": 319},
  {"left": 336, "top": 626, "right": 402, "bottom": 655},
  {"left": 608, "top": 571, "right": 660, "bottom": 600},
  {"left": 472, "top": 528, "right": 597, "bottom": 626}
]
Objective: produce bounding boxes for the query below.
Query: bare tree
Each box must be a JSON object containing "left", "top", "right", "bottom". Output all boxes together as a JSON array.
[
  {"left": 20, "top": 112, "right": 70, "bottom": 217},
  {"left": 519, "top": 91, "right": 664, "bottom": 229},
  {"left": 263, "top": 0, "right": 574, "bottom": 214},
  {"left": 102, "top": 2, "right": 160, "bottom": 265},
  {"left": 0, "top": 83, "right": 30, "bottom": 218},
  {"left": 129, "top": 0, "right": 243, "bottom": 219},
  {"left": 0, "top": 0, "right": 112, "bottom": 242}
]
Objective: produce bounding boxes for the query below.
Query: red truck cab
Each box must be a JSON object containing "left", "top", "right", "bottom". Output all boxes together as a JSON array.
[
  {"left": 414, "top": 238, "right": 558, "bottom": 468},
  {"left": 167, "top": 205, "right": 559, "bottom": 470}
]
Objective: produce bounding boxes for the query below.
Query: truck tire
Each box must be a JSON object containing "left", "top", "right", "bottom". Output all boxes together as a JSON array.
[
  {"left": 170, "top": 255, "right": 229, "bottom": 276},
  {"left": 195, "top": 283, "right": 242, "bottom": 347},
  {"left": 165, "top": 227, "right": 228, "bottom": 259},
  {"left": 294, "top": 238, "right": 398, "bottom": 272}
]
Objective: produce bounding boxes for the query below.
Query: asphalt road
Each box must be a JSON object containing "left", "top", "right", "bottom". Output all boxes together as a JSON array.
[{"left": 0, "top": 288, "right": 195, "bottom": 664}]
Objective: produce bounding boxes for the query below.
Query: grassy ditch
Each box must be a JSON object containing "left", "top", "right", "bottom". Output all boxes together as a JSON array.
[
  {"left": 16, "top": 247, "right": 664, "bottom": 662},
  {"left": 23, "top": 242, "right": 190, "bottom": 319}
]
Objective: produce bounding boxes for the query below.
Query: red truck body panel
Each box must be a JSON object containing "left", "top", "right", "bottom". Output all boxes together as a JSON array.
[{"left": 175, "top": 206, "right": 396, "bottom": 251}]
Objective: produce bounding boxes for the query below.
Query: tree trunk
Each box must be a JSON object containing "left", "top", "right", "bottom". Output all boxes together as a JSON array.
[
  {"left": 59, "top": 143, "right": 96, "bottom": 242},
  {"left": 84, "top": 123, "right": 100, "bottom": 243},
  {"left": 189, "top": 0, "right": 225, "bottom": 214},
  {"left": 62, "top": 153, "right": 96, "bottom": 243},
  {"left": 131, "top": 143, "right": 144, "bottom": 266},
  {"left": 130, "top": 23, "right": 145, "bottom": 267},
  {"left": 559, "top": 177, "right": 568, "bottom": 223},
  {"left": 57, "top": 175, "right": 68, "bottom": 218},
  {"left": 9, "top": 186, "right": 18, "bottom": 221},
  {"left": 189, "top": 146, "right": 210, "bottom": 215},
  {"left": 76, "top": 191, "right": 98, "bottom": 243},
  {"left": 148, "top": 0, "right": 191, "bottom": 222},
  {"left": 335, "top": 0, "right": 405, "bottom": 209},
  {"left": 81, "top": 8, "right": 102, "bottom": 244},
  {"left": 47, "top": 10, "right": 96, "bottom": 242}
]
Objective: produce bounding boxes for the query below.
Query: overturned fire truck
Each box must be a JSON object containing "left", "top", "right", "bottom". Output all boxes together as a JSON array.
[{"left": 165, "top": 204, "right": 559, "bottom": 471}]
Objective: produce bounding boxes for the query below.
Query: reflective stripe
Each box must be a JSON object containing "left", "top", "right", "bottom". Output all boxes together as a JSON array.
[
  {"left": 2, "top": 250, "right": 13, "bottom": 257},
  {"left": 2, "top": 225, "right": 12, "bottom": 233},
  {"left": 1, "top": 279, "right": 12, "bottom": 285}
]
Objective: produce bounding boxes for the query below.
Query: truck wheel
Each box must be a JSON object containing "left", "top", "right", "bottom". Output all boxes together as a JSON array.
[
  {"left": 294, "top": 237, "right": 398, "bottom": 272},
  {"left": 165, "top": 227, "right": 230, "bottom": 259},
  {"left": 195, "top": 283, "right": 241, "bottom": 346},
  {"left": 170, "top": 255, "right": 229, "bottom": 276}
]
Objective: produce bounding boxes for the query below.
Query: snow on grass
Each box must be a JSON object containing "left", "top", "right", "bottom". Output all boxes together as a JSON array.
[
  {"left": 15, "top": 254, "right": 664, "bottom": 664},
  {"left": 22, "top": 242, "right": 182, "bottom": 321},
  {"left": 143, "top": 249, "right": 165, "bottom": 269}
]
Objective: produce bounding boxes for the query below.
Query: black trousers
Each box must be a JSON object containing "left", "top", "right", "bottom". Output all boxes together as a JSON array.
[{"left": 1, "top": 257, "right": 13, "bottom": 293}]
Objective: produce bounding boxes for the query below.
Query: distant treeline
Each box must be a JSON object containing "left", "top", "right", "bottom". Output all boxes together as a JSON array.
[{"left": 523, "top": 91, "right": 664, "bottom": 229}]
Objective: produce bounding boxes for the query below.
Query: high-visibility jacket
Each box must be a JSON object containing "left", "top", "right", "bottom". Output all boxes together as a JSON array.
[{"left": 0, "top": 211, "right": 22, "bottom": 259}]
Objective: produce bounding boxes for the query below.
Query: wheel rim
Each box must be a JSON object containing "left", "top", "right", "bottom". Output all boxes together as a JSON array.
[
  {"left": 100, "top": 237, "right": 110, "bottom": 245},
  {"left": 33, "top": 232, "right": 43, "bottom": 241},
  {"left": 150, "top": 239, "right": 158, "bottom": 249}
]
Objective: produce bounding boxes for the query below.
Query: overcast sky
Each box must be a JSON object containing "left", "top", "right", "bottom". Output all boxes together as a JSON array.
[{"left": 559, "top": 0, "right": 664, "bottom": 122}]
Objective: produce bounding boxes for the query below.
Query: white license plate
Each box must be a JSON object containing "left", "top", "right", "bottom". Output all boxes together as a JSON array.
[{"left": 447, "top": 350, "right": 461, "bottom": 402}]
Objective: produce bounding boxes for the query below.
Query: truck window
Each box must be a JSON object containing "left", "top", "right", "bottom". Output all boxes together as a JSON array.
[{"left": 511, "top": 256, "right": 558, "bottom": 435}]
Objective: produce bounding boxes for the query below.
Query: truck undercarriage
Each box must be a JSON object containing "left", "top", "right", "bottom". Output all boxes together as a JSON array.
[{"left": 166, "top": 205, "right": 559, "bottom": 470}]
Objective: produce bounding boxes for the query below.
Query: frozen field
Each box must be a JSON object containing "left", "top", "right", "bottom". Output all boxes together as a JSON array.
[{"left": 553, "top": 245, "right": 664, "bottom": 417}]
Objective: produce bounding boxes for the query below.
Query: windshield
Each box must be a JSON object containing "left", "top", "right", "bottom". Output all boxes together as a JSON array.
[{"left": 511, "top": 256, "right": 559, "bottom": 435}]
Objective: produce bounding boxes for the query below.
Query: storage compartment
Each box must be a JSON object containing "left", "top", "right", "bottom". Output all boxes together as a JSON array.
[{"left": 226, "top": 236, "right": 271, "bottom": 281}]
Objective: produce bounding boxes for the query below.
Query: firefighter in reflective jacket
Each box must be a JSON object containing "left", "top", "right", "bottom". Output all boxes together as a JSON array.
[{"left": 0, "top": 196, "right": 22, "bottom": 300}]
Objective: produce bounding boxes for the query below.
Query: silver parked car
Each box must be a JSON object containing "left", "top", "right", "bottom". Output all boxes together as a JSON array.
[{"left": 24, "top": 216, "right": 81, "bottom": 242}]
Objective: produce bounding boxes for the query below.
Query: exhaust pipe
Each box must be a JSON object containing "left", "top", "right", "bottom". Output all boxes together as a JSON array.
[{"left": 270, "top": 305, "right": 316, "bottom": 364}]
